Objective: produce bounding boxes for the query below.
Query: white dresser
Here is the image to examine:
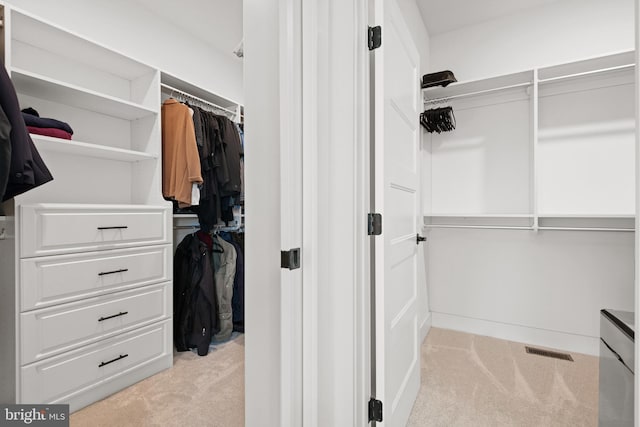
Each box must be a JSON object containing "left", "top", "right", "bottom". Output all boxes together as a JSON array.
[{"left": 0, "top": 4, "right": 173, "bottom": 412}]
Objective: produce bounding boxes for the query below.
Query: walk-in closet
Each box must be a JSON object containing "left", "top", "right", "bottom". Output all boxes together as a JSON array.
[
  {"left": 0, "top": 1, "right": 247, "bottom": 425},
  {"left": 380, "top": 0, "right": 636, "bottom": 425},
  {"left": 0, "top": 0, "right": 637, "bottom": 426}
]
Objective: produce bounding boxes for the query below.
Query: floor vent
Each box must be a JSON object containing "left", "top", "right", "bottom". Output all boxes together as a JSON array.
[{"left": 525, "top": 346, "right": 573, "bottom": 361}]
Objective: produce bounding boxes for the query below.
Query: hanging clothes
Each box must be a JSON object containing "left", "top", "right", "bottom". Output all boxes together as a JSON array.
[
  {"left": 162, "top": 99, "right": 203, "bottom": 207},
  {"left": 173, "top": 232, "right": 220, "bottom": 356},
  {"left": 220, "top": 231, "right": 245, "bottom": 333},
  {"left": 0, "top": 62, "right": 53, "bottom": 202},
  {"left": 213, "top": 235, "right": 237, "bottom": 341},
  {"left": 187, "top": 108, "right": 242, "bottom": 230}
]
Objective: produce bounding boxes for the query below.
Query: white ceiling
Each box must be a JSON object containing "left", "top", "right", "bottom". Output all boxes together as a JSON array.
[
  {"left": 417, "top": 0, "right": 566, "bottom": 35},
  {"left": 132, "top": 0, "right": 243, "bottom": 59}
]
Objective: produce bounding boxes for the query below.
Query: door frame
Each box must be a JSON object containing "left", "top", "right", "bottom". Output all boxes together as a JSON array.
[
  {"left": 244, "top": 0, "right": 303, "bottom": 425},
  {"left": 300, "top": 0, "right": 371, "bottom": 425},
  {"left": 246, "top": 0, "right": 375, "bottom": 424}
]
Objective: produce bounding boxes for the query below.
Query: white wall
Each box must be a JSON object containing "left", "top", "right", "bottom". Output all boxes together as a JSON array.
[
  {"left": 430, "top": 0, "right": 634, "bottom": 82},
  {"left": 423, "top": 0, "right": 636, "bottom": 356},
  {"left": 4, "top": 0, "right": 243, "bottom": 103},
  {"left": 427, "top": 229, "right": 635, "bottom": 355}
]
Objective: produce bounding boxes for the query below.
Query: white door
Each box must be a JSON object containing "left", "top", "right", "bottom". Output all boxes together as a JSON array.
[{"left": 372, "top": 0, "right": 422, "bottom": 425}]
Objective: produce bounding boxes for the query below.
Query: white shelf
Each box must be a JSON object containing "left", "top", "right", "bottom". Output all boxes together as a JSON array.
[
  {"left": 423, "top": 213, "right": 635, "bottom": 231},
  {"left": 423, "top": 70, "right": 533, "bottom": 102},
  {"left": 11, "top": 9, "right": 153, "bottom": 82},
  {"left": 426, "top": 213, "right": 533, "bottom": 218},
  {"left": 161, "top": 72, "right": 241, "bottom": 112},
  {"left": 424, "top": 214, "right": 534, "bottom": 228},
  {"left": 31, "top": 134, "right": 157, "bottom": 162},
  {"left": 538, "top": 50, "right": 635, "bottom": 82},
  {"left": 538, "top": 214, "right": 634, "bottom": 231},
  {"left": 11, "top": 68, "right": 157, "bottom": 120}
]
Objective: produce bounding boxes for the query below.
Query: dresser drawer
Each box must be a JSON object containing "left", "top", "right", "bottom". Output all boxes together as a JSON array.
[
  {"left": 21, "top": 282, "right": 171, "bottom": 364},
  {"left": 21, "top": 245, "right": 171, "bottom": 311},
  {"left": 20, "top": 320, "right": 171, "bottom": 406},
  {"left": 20, "top": 204, "right": 170, "bottom": 257}
]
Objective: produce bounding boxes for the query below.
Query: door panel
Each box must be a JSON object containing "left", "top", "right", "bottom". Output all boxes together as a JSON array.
[{"left": 373, "top": 0, "right": 421, "bottom": 425}]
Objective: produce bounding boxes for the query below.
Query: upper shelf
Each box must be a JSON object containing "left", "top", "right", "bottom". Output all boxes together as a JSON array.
[
  {"left": 31, "top": 134, "right": 157, "bottom": 163},
  {"left": 11, "top": 9, "right": 154, "bottom": 82},
  {"left": 423, "top": 50, "right": 636, "bottom": 103},
  {"left": 423, "top": 70, "right": 533, "bottom": 102},
  {"left": 538, "top": 50, "right": 635, "bottom": 83},
  {"left": 11, "top": 68, "right": 157, "bottom": 120},
  {"left": 161, "top": 72, "right": 242, "bottom": 112}
]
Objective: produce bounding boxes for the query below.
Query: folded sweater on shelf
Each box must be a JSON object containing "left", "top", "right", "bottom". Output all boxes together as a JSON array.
[
  {"left": 21, "top": 108, "right": 74, "bottom": 135},
  {"left": 27, "top": 126, "right": 72, "bottom": 140}
]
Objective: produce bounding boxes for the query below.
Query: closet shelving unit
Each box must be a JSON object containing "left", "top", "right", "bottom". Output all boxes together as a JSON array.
[
  {"left": 423, "top": 50, "right": 636, "bottom": 232},
  {"left": 0, "top": 5, "right": 172, "bottom": 412}
]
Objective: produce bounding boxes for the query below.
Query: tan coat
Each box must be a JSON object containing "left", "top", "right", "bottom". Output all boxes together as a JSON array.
[{"left": 162, "top": 99, "right": 202, "bottom": 207}]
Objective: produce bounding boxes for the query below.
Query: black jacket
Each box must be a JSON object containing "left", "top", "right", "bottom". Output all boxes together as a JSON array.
[
  {"left": 173, "top": 233, "right": 219, "bottom": 356},
  {"left": 0, "top": 105, "right": 11, "bottom": 213},
  {"left": 0, "top": 62, "right": 53, "bottom": 201}
]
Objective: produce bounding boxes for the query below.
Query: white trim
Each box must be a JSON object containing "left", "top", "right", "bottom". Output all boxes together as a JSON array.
[
  {"left": 634, "top": 1, "right": 640, "bottom": 425},
  {"left": 431, "top": 312, "right": 600, "bottom": 356},
  {"left": 279, "top": 0, "right": 303, "bottom": 425},
  {"left": 420, "top": 312, "right": 432, "bottom": 344},
  {"left": 354, "top": 0, "right": 372, "bottom": 424},
  {"left": 301, "top": 0, "right": 319, "bottom": 424}
]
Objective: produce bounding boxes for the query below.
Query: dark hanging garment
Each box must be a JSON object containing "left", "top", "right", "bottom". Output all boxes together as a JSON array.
[
  {"left": 229, "top": 239, "right": 244, "bottom": 332},
  {"left": 0, "top": 62, "right": 53, "bottom": 201},
  {"left": 0, "top": 105, "right": 12, "bottom": 213},
  {"left": 217, "top": 115, "right": 242, "bottom": 197},
  {"left": 173, "top": 233, "right": 219, "bottom": 356}
]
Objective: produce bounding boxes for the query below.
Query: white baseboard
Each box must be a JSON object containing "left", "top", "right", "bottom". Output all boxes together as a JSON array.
[
  {"left": 420, "top": 312, "right": 432, "bottom": 344},
  {"left": 431, "top": 312, "right": 599, "bottom": 356}
]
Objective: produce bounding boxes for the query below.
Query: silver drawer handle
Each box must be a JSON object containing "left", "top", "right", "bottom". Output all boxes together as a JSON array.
[
  {"left": 98, "top": 268, "right": 128, "bottom": 276},
  {"left": 98, "top": 311, "right": 128, "bottom": 322},
  {"left": 98, "top": 354, "right": 128, "bottom": 368},
  {"left": 97, "top": 226, "right": 128, "bottom": 230}
]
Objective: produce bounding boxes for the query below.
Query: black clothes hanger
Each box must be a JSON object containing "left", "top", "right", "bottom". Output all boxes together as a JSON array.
[{"left": 420, "top": 106, "right": 456, "bottom": 133}]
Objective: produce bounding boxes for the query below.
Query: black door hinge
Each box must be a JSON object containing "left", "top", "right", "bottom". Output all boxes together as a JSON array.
[
  {"left": 368, "top": 26, "right": 382, "bottom": 50},
  {"left": 368, "top": 213, "right": 382, "bottom": 236},
  {"left": 368, "top": 398, "right": 383, "bottom": 422},
  {"left": 281, "top": 248, "right": 301, "bottom": 270},
  {"left": 416, "top": 234, "right": 427, "bottom": 244}
]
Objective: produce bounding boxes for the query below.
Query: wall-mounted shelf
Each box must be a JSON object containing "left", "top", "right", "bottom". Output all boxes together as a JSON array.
[
  {"left": 425, "top": 214, "right": 534, "bottom": 229},
  {"left": 423, "top": 50, "right": 636, "bottom": 232},
  {"left": 537, "top": 50, "right": 635, "bottom": 82},
  {"left": 423, "top": 214, "right": 634, "bottom": 232},
  {"left": 423, "top": 70, "right": 533, "bottom": 103},
  {"left": 11, "top": 68, "right": 157, "bottom": 120},
  {"left": 31, "top": 135, "right": 157, "bottom": 163}
]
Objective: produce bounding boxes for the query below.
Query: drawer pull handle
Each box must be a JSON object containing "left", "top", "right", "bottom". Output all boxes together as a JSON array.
[
  {"left": 98, "top": 311, "right": 129, "bottom": 322},
  {"left": 98, "top": 354, "right": 128, "bottom": 368},
  {"left": 97, "top": 226, "right": 128, "bottom": 230},
  {"left": 98, "top": 268, "right": 129, "bottom": 276}
]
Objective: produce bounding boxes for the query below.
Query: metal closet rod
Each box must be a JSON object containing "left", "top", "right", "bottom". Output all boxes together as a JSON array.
[
  {"left": 161, "top": 83, "right": 238, "bottom": 116},
  {"left": 424, "top": 82, "right": 531, "bottom": 104}
]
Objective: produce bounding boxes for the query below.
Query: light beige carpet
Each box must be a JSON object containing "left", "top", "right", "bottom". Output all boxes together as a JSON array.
[
  {"left": 70, "top": 335, "right": 245, "bottom": 427},
  {"left": 408, "top": 328, "right": 599, "bottom": 427}
]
